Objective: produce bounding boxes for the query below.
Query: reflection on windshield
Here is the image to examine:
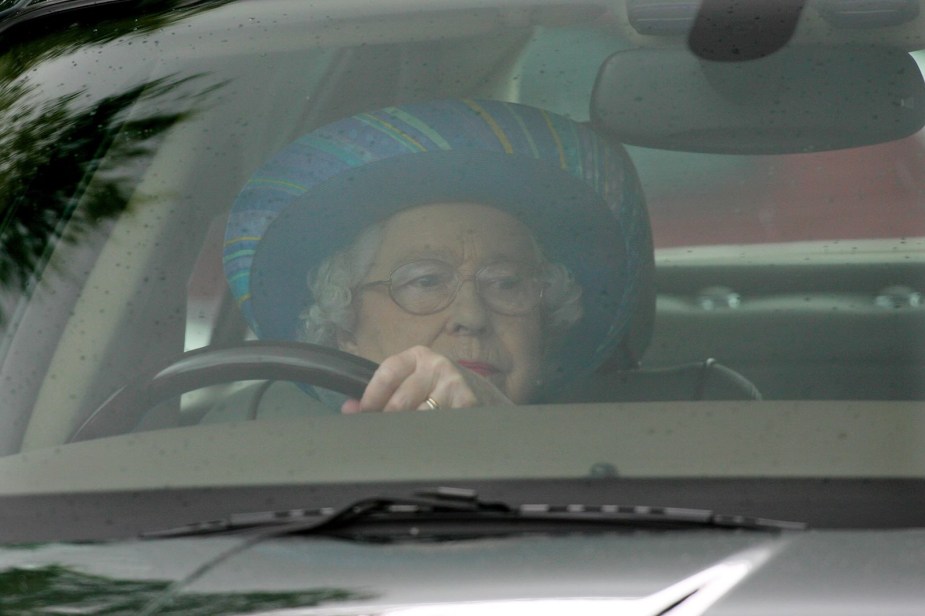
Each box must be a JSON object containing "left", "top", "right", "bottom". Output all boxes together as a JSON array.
[
  {"left": 0, "top": 0, "right": 235, "bottom": 70},
  {"left": 0, "top": 0, "right": 240, "bottom": 327},
  {"left": 0, "top": 75, "right": 216, "bottom": 325},
  {"left": 0, "top": 564, "right": 370, "bottom": 615}
]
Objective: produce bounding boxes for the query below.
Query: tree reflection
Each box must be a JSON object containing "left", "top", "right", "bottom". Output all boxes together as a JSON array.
[
  {"left": 0, "top": 1, "right": 234, "bottom": 326},
  {"left": 0, "top": 564, "right": 372, "bottom": 615},
  {"left": 0, "top": 74, "right": 214, "bottom": 325},
  {"left": 1, "top": 0, "right": 235, "bottom": 73}
]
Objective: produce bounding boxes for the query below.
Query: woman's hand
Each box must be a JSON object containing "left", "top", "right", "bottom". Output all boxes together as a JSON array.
[{"left": 340, "top": 345, "right": 514, "bottom": 413}]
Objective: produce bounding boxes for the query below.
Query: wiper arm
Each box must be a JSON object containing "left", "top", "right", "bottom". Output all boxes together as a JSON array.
[
  {"left": 144, "top": 487, "right": 510, "bottom": 538},
  {"left": 144, "top": 486, "right": 806, "bottom": 540},
  {"left": 137, "top": 487, "right": 805, "bottom": 615}
]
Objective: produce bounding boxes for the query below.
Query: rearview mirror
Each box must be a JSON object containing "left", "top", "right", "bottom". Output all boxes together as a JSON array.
[{"left": 591, "top": 46, "right": 925, "bottom": 154}]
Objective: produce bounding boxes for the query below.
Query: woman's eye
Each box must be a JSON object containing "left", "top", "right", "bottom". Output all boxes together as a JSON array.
[
  {"left": 491, "top": 276, "right": 524, "bottom": 291},
  {"left": 398, "top": 269, "right": 454, "bottom": 291},
  {"left": 410, "top": 275, "right": 445, "bottom": 289},
  {"left": 392, "top": 261, "right": 454, "bottom": 291}
]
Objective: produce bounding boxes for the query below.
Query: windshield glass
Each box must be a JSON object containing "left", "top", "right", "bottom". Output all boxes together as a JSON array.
[{"left": 0, "top": 0, "right": 923, "bottom": 515}]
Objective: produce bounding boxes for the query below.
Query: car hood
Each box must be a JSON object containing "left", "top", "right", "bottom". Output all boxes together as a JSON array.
[{"left": 2, "top": 530, "right": 924, "bottom": 614}]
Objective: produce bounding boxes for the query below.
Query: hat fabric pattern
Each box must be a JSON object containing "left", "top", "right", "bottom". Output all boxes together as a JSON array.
[{"left": 224, "top": 99, "right": 652, "bottom": 391}]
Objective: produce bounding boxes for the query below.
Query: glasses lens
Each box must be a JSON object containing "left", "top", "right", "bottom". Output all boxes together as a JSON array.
[
  {"left": 477, "top": 262, "right": 543, "bottom": 314},
  {"left": 389, "top": 260, "right": 457, "bottom": 314}
]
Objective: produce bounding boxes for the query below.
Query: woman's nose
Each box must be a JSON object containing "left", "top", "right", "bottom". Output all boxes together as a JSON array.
[{"left": 446, "top": 278, "right": 490, "bottom": 334}]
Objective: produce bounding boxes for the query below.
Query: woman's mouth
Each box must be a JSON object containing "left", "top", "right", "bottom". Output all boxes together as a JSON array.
[{"left": 457, "top": 360, "right": 501, "bottom": 377}]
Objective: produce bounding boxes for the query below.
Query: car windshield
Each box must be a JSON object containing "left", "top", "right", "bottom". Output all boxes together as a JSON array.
[{"left": 1, "top": 0, "right": 924, "bottom": 540}]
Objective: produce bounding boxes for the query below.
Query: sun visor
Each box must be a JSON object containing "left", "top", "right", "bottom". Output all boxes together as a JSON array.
[{"left": 591, "top": 46, "right": 925, "bottom": 154}]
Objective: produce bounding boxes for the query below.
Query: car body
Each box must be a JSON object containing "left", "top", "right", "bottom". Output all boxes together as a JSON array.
[{"left": 1, "top": 0, "right": 925, "bottom": 613}]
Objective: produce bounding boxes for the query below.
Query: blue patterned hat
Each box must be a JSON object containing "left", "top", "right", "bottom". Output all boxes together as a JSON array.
[{"left": 224, "top": 99, "right": 653, "bottom": 389}]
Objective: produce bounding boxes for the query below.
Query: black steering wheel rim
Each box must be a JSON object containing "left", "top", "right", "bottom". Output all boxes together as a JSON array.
[{"left": 68, "top": 341, "right": 378, "bottom": 443}]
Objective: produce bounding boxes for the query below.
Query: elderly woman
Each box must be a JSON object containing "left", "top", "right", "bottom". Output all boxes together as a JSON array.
[{"left": 222, "top": 99, "right": 653, "bottom": 415}]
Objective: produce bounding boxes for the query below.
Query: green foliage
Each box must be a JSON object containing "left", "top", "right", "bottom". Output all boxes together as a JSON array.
[
  {"left": 0, "top": 1, "right": 236, "bottom": 74},
  {"left": 0, "top": 1, "right": 235, "bottom": 326},
  {"left": 0, "top": 71, "right": 220, "bottom": 324},
  {"left": 0, "top": 564, "right": 370, "bottom": 615},
  {"left": 0, "top": 78, "right": 182, "bottom": 318}
]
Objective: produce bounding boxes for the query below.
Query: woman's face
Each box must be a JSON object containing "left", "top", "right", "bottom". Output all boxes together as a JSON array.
[{"left": 339, "top": 203, "right": 545, "bottom": 403}]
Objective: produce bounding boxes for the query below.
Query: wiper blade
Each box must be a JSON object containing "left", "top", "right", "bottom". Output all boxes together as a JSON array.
[
  {"left": 136, "top": 488, "right": 806, "bottom": 614},
  {"left": 144, "top": 487, "right": 510, "bottom": 538},
  {"left": 143, "top": 486, "right": 806, "bottom": 540}
]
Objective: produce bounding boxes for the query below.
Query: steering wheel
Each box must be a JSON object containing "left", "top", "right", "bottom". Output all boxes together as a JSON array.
[{"left": 68, "top": 341, "right": 378, "bottom": 443}]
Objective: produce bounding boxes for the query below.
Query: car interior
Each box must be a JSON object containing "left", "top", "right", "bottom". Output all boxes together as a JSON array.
[{"left": 1, "top": 1, "right": 924, "bottom": 484}]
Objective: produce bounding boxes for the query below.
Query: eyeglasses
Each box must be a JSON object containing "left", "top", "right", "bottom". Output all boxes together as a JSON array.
[{"left": 359, "top": 259, "right": 545, "bottom": 316}]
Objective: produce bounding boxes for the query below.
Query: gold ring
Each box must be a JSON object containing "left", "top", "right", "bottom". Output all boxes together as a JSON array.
[{"left": 424, "top": 396, "right": 440, "bottom": 411}]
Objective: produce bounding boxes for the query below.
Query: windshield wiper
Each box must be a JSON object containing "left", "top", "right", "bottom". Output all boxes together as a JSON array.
[
  {"left": 143, "top": 486, "right": 807, "bottom": 541},
  {"left": 136, "top": 487, "right": 806, "bottom": 616}
]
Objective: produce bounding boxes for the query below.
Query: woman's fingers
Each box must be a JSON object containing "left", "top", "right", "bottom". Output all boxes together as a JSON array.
[
  {"left": 372, "top": 348, "right": 466, "bottom": 412},
  {"left": 358, "top": 347, "right": 436, "bottom": 412},
  {"left": 343, "top": 346, "right": 511, "bottom": 413}
]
